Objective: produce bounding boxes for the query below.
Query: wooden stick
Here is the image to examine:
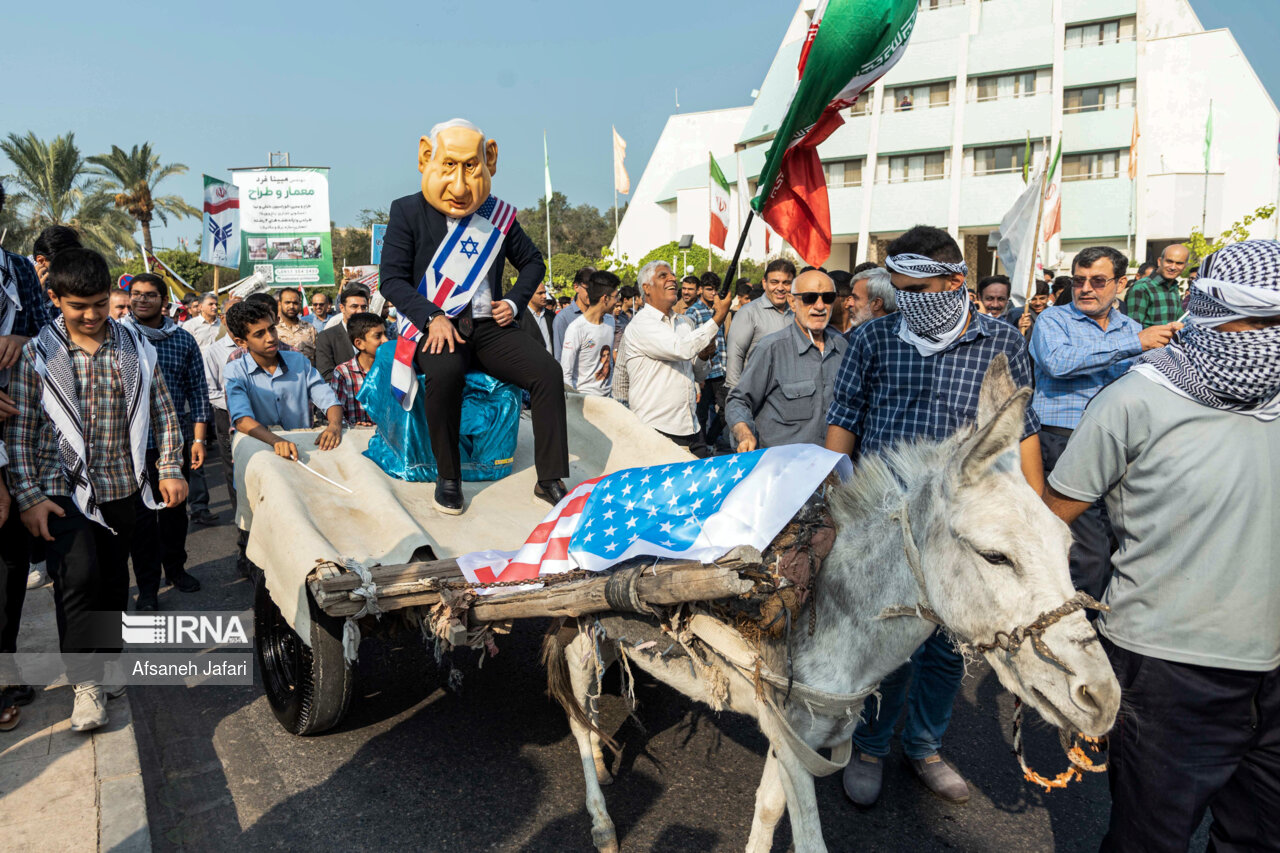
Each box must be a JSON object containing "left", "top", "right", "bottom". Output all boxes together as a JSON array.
[{"left": 719, "top": 210, "right": 755, "bottom": 298}]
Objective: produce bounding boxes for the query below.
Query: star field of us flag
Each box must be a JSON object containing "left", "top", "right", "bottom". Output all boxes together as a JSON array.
[{"left": 456, "top": 445, "right": 853, "bottom": 589}]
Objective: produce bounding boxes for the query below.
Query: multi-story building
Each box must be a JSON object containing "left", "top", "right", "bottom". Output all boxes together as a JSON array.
[{"left": 615, "top": 0, "right": 1280, "bottom": 281}]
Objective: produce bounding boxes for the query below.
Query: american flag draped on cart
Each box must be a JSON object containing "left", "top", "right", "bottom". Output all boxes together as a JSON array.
[
  {"left": 390, "top": 194, "right": 517, "bottom": 409},
  {"left": 457, "top": 445, "right": 852, "bottom": 588}
]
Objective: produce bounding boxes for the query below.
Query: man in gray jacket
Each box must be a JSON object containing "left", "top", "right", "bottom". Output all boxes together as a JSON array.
[{"left": 725, "top": 259, "right": 795, "bottom": 387}]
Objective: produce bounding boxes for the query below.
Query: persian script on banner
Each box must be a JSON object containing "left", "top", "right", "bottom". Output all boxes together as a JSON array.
[
  {"left": 201, "top": 176, "right": 240, "bottom": 268},
  {"left": 456, "top": 445, "right": 852, "bottom": 589}
]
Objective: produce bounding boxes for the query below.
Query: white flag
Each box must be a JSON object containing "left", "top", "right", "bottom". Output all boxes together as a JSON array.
[
  {"left": 989, "top": 162, "right": 1047, "bottom": 307},
  {"left": 612, "top": 126, "right": 630, "bottom": 195}
]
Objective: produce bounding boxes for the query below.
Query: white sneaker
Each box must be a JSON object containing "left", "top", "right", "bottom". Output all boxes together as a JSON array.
[
  {"left": 26, "top": 562, "right": 48, "bottom": 589},
  {"left": 70, "top": 682, "right": 108, "bottom": 732}
]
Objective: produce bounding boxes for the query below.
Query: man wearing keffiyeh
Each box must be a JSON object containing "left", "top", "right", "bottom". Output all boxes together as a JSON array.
[
  {"left": 9, "top": 249, "right": 185, "bottom": 734},
  {"left": 1045, "top": 239, "right": 1280, "bottom": 851},
  {"left": 826, "top": 224, "right": 1043, "bottom": 808}
]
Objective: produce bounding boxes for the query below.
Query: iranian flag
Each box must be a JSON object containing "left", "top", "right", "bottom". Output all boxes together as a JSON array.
[
  {"left": 709, "top": 153, "right": 731, "bottom": 250},
  {"left": 752, "top": 0, "right": 917, "bottom": 266}
]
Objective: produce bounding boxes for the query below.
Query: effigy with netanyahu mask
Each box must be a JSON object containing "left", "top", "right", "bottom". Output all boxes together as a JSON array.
[{"left": 379, "top": 119, "right": 569, "bottom": 516}]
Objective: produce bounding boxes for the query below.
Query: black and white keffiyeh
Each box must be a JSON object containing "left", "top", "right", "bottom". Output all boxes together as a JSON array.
[
  {"left": 1132, "top": 240, "right": 1280, "bottom": 420},
  {"left": 885, "top": 252, "right": 969, "bottom": 280},
  {"left": 894, "top": 286, "right": 972, "bottom": 356},
  {"left": 128, "top": 314, "right": 181, "bottom": 342},
  {"left": 32, "top": 317, "right": 162, "bottom": 530},
  {"left": 0, "top": 252, "right": 22, "bottom": 386}
]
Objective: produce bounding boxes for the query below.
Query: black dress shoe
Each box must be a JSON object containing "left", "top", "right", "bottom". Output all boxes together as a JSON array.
[
  {"left": 3, "top": 685, "right": 34, "bottom": 707},
  {"left": 433, "top": 479, "right": 465, "bottom": 515},
  {"left": 169, "top": 572, "right": 202, "bottom": 593},
  {"left": 137, "top": 591, "right": 158, "bottom": 611},
  {"left": 534, "top": 479, "right": 568, "bottom": 506}
]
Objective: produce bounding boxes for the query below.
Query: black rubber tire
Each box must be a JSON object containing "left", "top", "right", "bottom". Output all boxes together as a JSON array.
[{"left": 255, "top": 573, "right": 354, "bottom": 735}]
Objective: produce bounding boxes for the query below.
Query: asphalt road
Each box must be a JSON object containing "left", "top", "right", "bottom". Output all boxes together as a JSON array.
[{"left": 132, "top": 454, "right": 1121, "bottom": 852}]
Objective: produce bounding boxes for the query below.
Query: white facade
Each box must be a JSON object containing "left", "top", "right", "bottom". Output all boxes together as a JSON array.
[{"left": 616, "top": 0, "right": 1280, "bottom": 276}]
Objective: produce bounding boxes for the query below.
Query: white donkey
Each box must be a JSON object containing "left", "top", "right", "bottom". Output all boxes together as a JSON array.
[{"left": 543, "top": 356, "right": 1121, "bottom": 852}]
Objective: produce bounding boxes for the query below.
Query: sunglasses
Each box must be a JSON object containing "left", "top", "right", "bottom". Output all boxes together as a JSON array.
[{"left": 795, "top": 291, "right": 837, "bottom": 305}]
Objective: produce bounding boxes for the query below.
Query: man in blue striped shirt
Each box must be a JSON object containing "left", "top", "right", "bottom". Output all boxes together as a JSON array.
[
  {"left": 826, "top": 225, "right": 1043, "bottom": 809},
  {"left": 1029, "top": 245, "right": 1179, "bottom": 600}
]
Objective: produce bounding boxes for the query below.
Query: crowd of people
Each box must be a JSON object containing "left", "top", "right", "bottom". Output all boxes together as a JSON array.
[{"left": 0, "top": 165, "right": 1275, "bottom": 849}]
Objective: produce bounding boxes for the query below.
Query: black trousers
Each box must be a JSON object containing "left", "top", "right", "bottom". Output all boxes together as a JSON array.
[
  {"left": 0, "top": 502, "right": 31, "bottom": 653},
  {"left": 414, "top": 317, "right": 568, "bottom": 482},
  {"left": 1040, "top": 428, "right": 1115, "bottom": 601},
  {"left": 45, "top": 494, "right": 135, "bottom": 684},
  {"left": 658, "top": 429, "right": 712, "bottom": 459},
  {"left": 1101, "top": 637, "right": 1280, "bottom": 852},
  {"left": 130, "top": 444, "right": 192, "bottom": 594},
  {"left": 213, "top": 407, "right": 236, "bottom": 514},
  {"left": 696, "top": 375, "right": 727, "bottom": 445}
]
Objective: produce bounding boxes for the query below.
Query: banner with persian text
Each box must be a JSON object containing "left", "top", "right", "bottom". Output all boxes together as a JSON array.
[{"left": 231, "top": 167, "right": 334, "bottom": 286}]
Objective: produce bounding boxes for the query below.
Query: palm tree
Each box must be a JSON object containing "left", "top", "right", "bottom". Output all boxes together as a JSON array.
[
  {"left": 89, "top": 143, "right": 198, "bottom": 258},
  {"left": 0, "top": 131, "right": 138, "bottom": 256}
]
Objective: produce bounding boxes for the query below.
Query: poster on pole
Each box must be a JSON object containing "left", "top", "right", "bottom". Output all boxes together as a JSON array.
[
  {"left": 371, "top": 224, "right": 388, "bottom": 265},
  {"left": 231, "top": 167, "right": 334, "bottom": 286},
  {"left": 201, "top": 176, "right": 240, "bottom": 267}
]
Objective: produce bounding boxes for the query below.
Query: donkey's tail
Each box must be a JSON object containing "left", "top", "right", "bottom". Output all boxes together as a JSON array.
[{"left": 542, "top": 620, "right": 620, "bottom": 755}]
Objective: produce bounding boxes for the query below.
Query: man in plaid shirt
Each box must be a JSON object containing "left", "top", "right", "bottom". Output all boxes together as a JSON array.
[
  {"left": 685, "top": 272, "right": 728, "bottom": 446},
  {"left": 826, "top": 225, "right": 1043, "bottom": 809},
  {"left": 123, "top": 274, "right": 211, "bottom": 609},
  {"left": 330, "top": 312, "right": 387, "bottom": 426},
  {"left": 1125, "top": 243, "right": 1190, "bottom": 328}
]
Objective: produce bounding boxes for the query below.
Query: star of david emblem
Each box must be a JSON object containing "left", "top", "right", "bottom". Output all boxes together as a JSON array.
[{"left": 459, "top": 236, "right": 480, "bottom": 259}]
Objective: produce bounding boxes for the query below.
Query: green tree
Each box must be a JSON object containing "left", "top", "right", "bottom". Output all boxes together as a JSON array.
[
  {"left": 636, "top": 240, "right": 769, "bottom": 287},
  {"left": 0, "top": 131, "right": 137, "bottom": 257},
  {"left": 1186, "top": 203, "right": 1277, "bottom": 268},
  {"left": 518, "top": 192, "right": 614, "bottom": 259},
  {"left": 88, "top": 143, "right": 198, "bottom": 259},
  {"left": 110, "top": 247, "right": 236, "bottom": 293}
]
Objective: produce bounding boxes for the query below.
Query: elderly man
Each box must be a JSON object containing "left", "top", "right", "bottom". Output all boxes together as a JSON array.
[
  {"left": 1044, "top": 240, "right": 1280, "bottom": 852},
  {"left": 380, "top": 118, "right": 564, "bottom": 513},
  {"left": 726, "top": 259, "right": 795, "bottom": 387},
  {"left": 1029, "top": 246, "right": 1180, "bottom": 600},
  {"left": 182, "top": 292, "right": 221, "bottom": 349},
  {"left": 623, "top": 261, "right": 731, "bottom": 456},
  {"left": 109, "top": 288, "right": 132, "bottom": 320},
  {"left": 845, "top": 266, "right": 897, "bottom": 334},
  {"left": 826, "top": 224, "right": 1042, "bottom": 808},
  {"left": 552, "top": 266, "right": 596, "bottom": 355},
  {"left": 1126, "top": 243, "right": 1190, "bottom": 328},
  {"left": 726, "top": 269, "right": 846, "bottom": 451},
  {"left": 307, "top": 292, "right": 334, "bottom": 331}
]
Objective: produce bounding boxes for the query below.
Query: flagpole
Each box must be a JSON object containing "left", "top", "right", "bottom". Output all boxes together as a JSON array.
[
  {"left": 1201, "top": 99, "right": 1212, "bottom": 233},
  {"left": 718, "top": 211, "right": 755, "bottom": 298},
  {"left": 1026, "top": 170, "right": 1049, "bottom": 304},
  {"left": 543, "top": 130, "right": 553, "bottom": 288},
  {"left": 613, "top": 186, "right": 620, "bottom": 260}
]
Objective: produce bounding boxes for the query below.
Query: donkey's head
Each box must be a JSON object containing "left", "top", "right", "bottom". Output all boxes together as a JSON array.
[{"left": 916, "top": 355, "right": 1119, "bottom": 737}]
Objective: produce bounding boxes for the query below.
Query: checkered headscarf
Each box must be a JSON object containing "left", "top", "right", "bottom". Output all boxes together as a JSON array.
[{"left": 1132, "top": 240, "right": 1280, "bottom": 420}]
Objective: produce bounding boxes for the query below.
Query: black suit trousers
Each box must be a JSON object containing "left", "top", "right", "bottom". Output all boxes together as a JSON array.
[
  {"left": 414, "top": 318, "right": 568, "bottom": 482},
  {"left": 130, "top": 444, "right": 193, "bottom": 594}
]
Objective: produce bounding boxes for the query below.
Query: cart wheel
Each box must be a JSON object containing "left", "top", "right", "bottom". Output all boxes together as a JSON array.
[{"left": 255, "top": 573, "right": 353, "bottom": 735}]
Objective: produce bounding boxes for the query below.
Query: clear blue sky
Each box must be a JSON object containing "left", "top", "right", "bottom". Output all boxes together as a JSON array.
[{"left": 3, "top": 0, "right": 1275, "bottom": 251}]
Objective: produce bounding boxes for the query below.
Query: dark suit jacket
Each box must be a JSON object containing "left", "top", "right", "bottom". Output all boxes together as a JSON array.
[
  {"left": 520, "top": 305, "right": 555, "bottom": 354},
  {"left": 315, "top": 322, "right": 355, "bottom": 381},
  {"left": 379, "top": 192, "right": 546, "bottom": 333}
]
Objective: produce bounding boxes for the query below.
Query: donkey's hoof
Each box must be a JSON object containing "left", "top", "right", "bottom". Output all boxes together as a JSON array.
[
  {"left": 595, "top": 766, "right": 614, "bottom": 786},
  {"left": 592, "top": 824, "right": 618, "bottom": 852}
]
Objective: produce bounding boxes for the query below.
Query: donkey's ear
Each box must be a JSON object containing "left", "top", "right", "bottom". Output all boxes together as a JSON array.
[
  {"left": 954, "top": 386, "right": 1031, "bottom": 485},
  {"left": 977, "top": 353, "right": 1017, "bottom": 425}
]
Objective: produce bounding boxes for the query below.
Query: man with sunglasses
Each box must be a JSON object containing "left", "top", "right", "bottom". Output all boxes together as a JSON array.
[
  {"left": 1029, "top": 246, "right": 1180, "bottom": 600},
  {"left": 726, "top": 270, "right": 846, "bottom": 451},
  {"left": 306, "top": 292, "right": 334, "bottom": 332}
]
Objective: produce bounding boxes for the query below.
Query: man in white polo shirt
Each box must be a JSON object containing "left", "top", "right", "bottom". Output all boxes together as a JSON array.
[{"left": 1045, "top": 240, "right": 1280, "bottom": 852}]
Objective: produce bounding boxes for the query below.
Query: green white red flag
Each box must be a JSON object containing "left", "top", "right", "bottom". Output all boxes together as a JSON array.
[
  {"left": 709, "top": 153, "right": 732, "bottom": 250},
  {"left": 752, "top": 0, "right": 918, "bottom": 266}
]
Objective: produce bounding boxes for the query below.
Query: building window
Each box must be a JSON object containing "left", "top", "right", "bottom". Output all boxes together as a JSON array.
[
  {"left": 918, "top": 0, "right": 965, "bottom": 9},
  {"left": 848, "top": 96, "right": 873, "bottom": 117},
  {"left": 883, "top": 151, "right": 950, "bottom": 183},
  {"left": 972, "top": 143, "right": 1044, "bottom": 176},
  {"left": 972, "top": 71, "right": 1041, "bottom": 102},
  {"left": 824, "top": 159, "right": 864, "bottom": 189},
  {"left": 888, "top": 81, "right": 952, "bottom": 112},
  {"left": 1063, "top": 82, "right": 1136, "bottom": 113},
  {"left": 1062, "top": 150, "right": 1126, "bottom": 181},
  {"left": 1065, "top": 17, "right": 1137, "bottom": 49}
]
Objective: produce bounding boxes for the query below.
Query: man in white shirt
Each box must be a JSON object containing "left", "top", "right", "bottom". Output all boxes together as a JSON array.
[
  {"left": 561, "top": 272, "right": 618, "bottom": 396},
  {"left": 182, "top": 292, "right": 222, "bottom": 349},
  {"left": 623, "top": 261, "right": 731, "bottom": 457}
]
